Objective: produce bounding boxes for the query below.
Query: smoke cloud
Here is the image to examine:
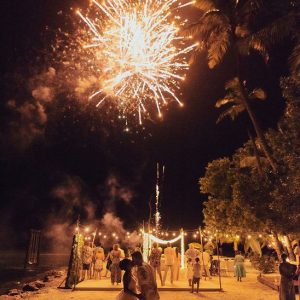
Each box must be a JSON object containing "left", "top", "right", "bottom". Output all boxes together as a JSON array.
[
  {"left": 99, "top": 212, "right": 141, "bottom": 248},
  {"left": 105, "top": 174, "right": 134, "bottom": 210},
  {"left": 6, "top": 99, "right": 47, "bottom": 148},
  {"left": 44, "top": 173, "right": 140, "bottom": 251},
  {"left": 4, "top": 67, "right": 57, "bottom": 149}
]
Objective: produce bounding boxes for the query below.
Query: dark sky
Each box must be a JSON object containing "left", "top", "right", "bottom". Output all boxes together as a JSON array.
[{"left": 0, "top": 0, "right": 291, "bottom": 247}]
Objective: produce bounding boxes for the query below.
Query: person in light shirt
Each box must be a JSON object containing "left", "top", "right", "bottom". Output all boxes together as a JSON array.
[
  {"left": 163, "top": 242, "right": 175, "bottom": 285},
  {"left": 199, "top": 250, "right": 212, "bottom": 279}
]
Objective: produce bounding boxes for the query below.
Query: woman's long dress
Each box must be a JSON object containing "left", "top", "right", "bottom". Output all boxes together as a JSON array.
[
  {"left": 279, "top": 262, "right": 296, "bottom": 300},
  {"left": 234, "top": 254, "right": 246, "bottom": 278},
  {"left": 110, "top": 250, "right": 122, "bottom": 284},
  {"left": 116, "top": 275, "right": 139, "bottom": 300}
]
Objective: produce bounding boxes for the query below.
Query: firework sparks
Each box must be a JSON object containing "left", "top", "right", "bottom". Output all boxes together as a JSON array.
[{"left": 76, "top": 0, "right": 197, "bottom": 123}]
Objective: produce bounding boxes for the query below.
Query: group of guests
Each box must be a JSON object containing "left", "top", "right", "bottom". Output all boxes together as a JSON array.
[
  {"left": 149, "top": 243, "right": 212, "bottom": 293},
  {"left": 81, "top": 241, "right": 107, "bottom": 281},
  {"left": 81, "top": 241, "right": 128, "bottom": 284},
  {"left": 80, "top": 239, "right": 300, "bottom": 300}
]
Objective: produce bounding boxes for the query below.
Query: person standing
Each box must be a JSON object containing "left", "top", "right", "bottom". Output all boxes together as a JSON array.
[
  {"left": 81, "top": 241, "right": 93, "bottom": 281},
  {"left": 234, "top": 251, "right": 246, "bottom": 282},
  {"left": 173, "top": 247, "right": 181, "bottom": 281},
  {"left": 279, "top": 253, "right": 297, "bottom": 300},
  {"left": 132, "top": 251, "right": 160, "bottom": 300},
  {"left": 163, "top": 242, "right": 175, "bottom": 285},
  {"left": 110, "top": 244, "right": 122, "bottom": 285},
  {"left": 149, "top": 242, "right": 163, "bottom": 286},
  {"left": 94, "top": 247, "right": 105, "bottom": 279},
  {"left": 199, "top": 250, "right": 212, "bottom": 279},
  {"left": 191, "top": 257, "right": 201, "bottom": 293},
  {"left": 105, "top": 247, "right": 113, "bottom": 278},
  {"left": 186, "top": 258, "right": 193, "bottom": 287}
]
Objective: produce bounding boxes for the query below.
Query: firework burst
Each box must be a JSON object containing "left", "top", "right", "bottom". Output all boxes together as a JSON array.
[{"left": 76, "top": 0, "right": 197, "bottom": 124}]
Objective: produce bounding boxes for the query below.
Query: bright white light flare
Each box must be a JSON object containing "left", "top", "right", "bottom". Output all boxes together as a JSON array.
[{"left": 77, "top": 0, "right": 197, "bottom": 123}]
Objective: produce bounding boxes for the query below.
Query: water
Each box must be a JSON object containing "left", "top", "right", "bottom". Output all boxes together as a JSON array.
[{"left": 0, "top": 251, "right": 69, "bottom": 294}]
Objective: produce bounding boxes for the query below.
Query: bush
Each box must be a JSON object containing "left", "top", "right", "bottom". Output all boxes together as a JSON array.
[{"left": 249, "top": 253, "right": 276, "bottom": 273}]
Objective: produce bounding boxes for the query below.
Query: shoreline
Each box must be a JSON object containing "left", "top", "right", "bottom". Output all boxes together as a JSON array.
[{"left": 0, "top": 267, "right": 67, "bottom": 296}]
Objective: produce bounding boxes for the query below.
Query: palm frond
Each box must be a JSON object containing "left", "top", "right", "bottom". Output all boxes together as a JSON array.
[
  {"left": 182, "top": 10, "right": 228, "bottom": 40},
  {"left": 249, "top": 88, "right": 267, "bottom": 100},
  {"left": 237, "top": 37, "right": 269, "bottom": 62},
  {"left": 249, "top": 12, "right": 298, "bottom": 47},
  {"left": 237, "top": 12, "right": 298, "bottom": 62},
  {"left": 237, "top": 0, "right": 264, "bottom": 20},
  {"left": 215, "top": 95, "right": 237, "bottom": 108},
  {"left": 207, "top": 29, "right": 231, "bottom": 68},
  {"left": 224, "top": 77, "right": 244, "bottom": 100},
  {"left": 182, "top": 10, "right": 231, "bottom": 68},
  {"left": 216, "top": 104, "right": 245, "bottom": 123},
  {"left": 225, "top": 77, "right": 239, "bottom": 90},
  {"left": 194, "top": 0, "right": 216, "bottom": 12},
  {"left": 235, "top": 25, "right": 251, "bottom": 38}
]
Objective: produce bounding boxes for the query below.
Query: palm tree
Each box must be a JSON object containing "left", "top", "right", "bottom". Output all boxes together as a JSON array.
[
  {"left": 184, "top": 0, "right": 299, "bottom": 171},
  {"left": 215, "top": 77, "right": 266, "bottom": 124},
  {"left": 215, "top": 77, "right": 268, "bottom": 174}
]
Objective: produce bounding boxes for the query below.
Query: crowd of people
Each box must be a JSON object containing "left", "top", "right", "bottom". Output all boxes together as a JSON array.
[
  {"left": 79, "top": 240, "right": 217, "bottom": 296},
  {"left": 78, "top": 239, "right": 300, "bottom": 300}
]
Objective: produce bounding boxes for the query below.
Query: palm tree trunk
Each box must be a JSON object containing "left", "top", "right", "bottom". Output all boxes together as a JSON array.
[
  {"left": 248, "top": 130, "right": 263, "bottom": 177},
  {"left": 238, "top": 78, "right": 277, "bottom": 172}
]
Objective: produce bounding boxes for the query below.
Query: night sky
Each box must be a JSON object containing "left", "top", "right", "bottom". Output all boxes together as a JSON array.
[{"left": 0, "top": 0, "right": 291, "bottom": 249}]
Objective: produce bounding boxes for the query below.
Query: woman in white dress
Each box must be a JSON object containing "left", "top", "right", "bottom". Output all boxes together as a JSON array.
[{"left": 117, "top": 259, "right": 142, "bottom": 300}]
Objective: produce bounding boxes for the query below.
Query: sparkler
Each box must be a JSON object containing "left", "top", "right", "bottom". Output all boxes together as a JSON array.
[
  {"left": 76, "top": 0, "right": 197, "bottom": 123},
  {"left": 155, "top": 163, "right": 165, "bottom": 232}
]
